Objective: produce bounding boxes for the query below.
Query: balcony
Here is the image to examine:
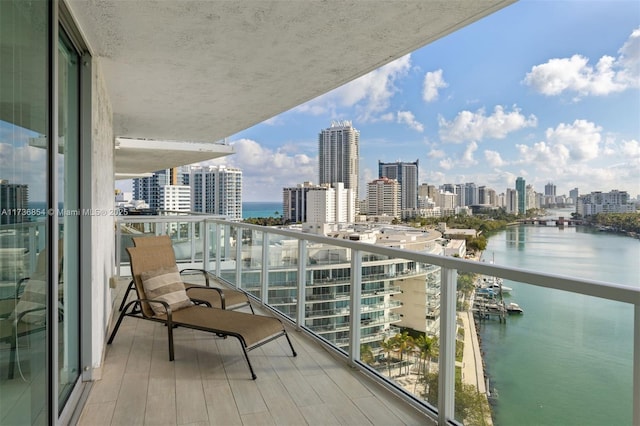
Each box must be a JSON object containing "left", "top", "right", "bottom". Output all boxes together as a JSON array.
[{"left": 100, "top": 215, "right": 640, "bottom": 425}]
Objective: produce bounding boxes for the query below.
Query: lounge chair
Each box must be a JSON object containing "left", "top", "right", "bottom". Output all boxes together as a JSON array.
[
  {"left": 118, "top": 235, "right": 253, "bottom": 313},
  {"left": 108, "top": 245, "right": 296, "bottom": 379}
]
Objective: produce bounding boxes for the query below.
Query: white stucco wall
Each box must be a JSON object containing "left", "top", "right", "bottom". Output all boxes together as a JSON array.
[{"left": 90, "top": 58, "right": 115, "bottom": 375}]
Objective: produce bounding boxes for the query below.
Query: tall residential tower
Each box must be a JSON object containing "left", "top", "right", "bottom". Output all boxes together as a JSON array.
[
  {"left": 378, "top": 160, "right": 419, "bottom": 211},
  {"left": 515, "top": 177, "right": 526, "bottom": 214},
  {"left": 318, "top": 121, "right": 360, "bottom": 201}
]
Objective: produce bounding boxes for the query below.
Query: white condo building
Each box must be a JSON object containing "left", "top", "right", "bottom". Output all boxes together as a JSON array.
[
  {"left": 159, "top": 185, "right": 191, "bottom": 212},
  {"left": 190, "top": 165, "right": 243, "bottom": 220},
  {"left": 577, "top": 190, "right": 636, "bottom": 216},
  {"left": 318, "top": 121, "right": 360, "bottom": 201},
  {"left": 283, "top": 182, "right": 355, "bottom": 226},
  {"left": 506, "top": 188, "right": 518, "bottom": 214}
]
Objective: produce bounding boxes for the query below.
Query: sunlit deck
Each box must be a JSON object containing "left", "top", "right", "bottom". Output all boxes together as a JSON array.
[{"left": 77, "top": 283, "right": 435, "bottom": 426}]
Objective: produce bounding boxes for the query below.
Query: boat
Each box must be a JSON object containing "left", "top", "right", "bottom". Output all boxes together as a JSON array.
[
  {"left": 477, "top": 287, "right": 497, "bottom": 297},
  {"left": 505, "top": 302, "right": 523, "bottom": 314},
  {"left": 485, "top": 282, "right": 513, "bottom": 293}
]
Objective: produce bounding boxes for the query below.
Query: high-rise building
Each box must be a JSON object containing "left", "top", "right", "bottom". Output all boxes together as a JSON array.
[
  {"left": 577, "top": 190, "right": 635, "bottom": 216},
  {"left": 545, "top": 182, "right": 556, "bottom": 197},
  {"left": 190, "top": 165, "right": 243, "bottom": 220},
  {"left": 283, "top": 182, "right": 355, "bottom": 224},
  {"left": 367, "top": 177, "right": 399, "bottom": 217},
  {"left": 569, "top": 188, "right": 579, "bottom": 204},
  {"left": 283, "top": 182, "right": 315, "bottom": 223},
  {"left": 464, "top": 182, "right": 478, "bottom": 206},
  {"left": 378, "top": 160, "right": 418, "bottom": 210},
  {"left": 506, "top": 188, "right": 518, "bottom": 214},
  {"left": 318, "top": 121, "right": 360, "bottom": 201},
  {"left": 159, "top": 185, "right": 191, "bottom": 212},
  {"left": 0, "top": 180, "right": 29, "bottom": 224},
  {"left": 515, "top": 177, "right": 526, "bottom": 214},
  {"left": 133, "top": 167, "right": 189, "bottom": 211},
  {"left": 526, "top": 184, "right": 537, "bottom": 209}
]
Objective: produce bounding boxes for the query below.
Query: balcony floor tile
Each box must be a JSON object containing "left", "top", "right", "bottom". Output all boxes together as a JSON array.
[{"left": 78, "top": 290, "right": 435, "bottom": 426}]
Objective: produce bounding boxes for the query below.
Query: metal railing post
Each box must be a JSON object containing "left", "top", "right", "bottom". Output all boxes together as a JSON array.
[
  {"left": 235, "top": 226, "right": 242, "bottom": 289},
  {"left": 438, "top": 266, "right": 457, "bottom": 425},
  {"left": 634, "top": 304, "right": 640, "bottom": 426},
  {"left": 215, "top": 222, "right": 221, "bottom": 276},
  {"left": 297, "top": 239, "right": 307, "bottom": 330},
  {"left": 190, "top": 221, "right": 196, "bottom": 264},
  {"left": 261, "top": 231, "right": 269, "bottom": 304},
  {"left": 349, "top": 249, "right": 362, "bottom": 365},
  {"left": 203, "top": 219, "right": 210, "bottom": 271}
]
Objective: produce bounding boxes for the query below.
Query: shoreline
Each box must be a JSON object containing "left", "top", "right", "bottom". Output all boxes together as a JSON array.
[{"left": 460, "top": 252, "right": 494, "bottom": 425}]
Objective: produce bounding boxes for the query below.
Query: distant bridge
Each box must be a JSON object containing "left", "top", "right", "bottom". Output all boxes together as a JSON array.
[{"left": 517, "top": 216, "right": 583, "bottom": 226}]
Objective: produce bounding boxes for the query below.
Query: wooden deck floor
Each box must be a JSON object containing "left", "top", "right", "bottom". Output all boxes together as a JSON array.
[{"left": 77, "top": 300, "right": 435, "bottom": 425}]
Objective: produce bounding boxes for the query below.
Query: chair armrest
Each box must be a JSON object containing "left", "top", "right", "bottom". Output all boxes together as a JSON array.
[
  {"left": 180, "top": 268, "right": 210, "bottom": 286},
  {"left": 185, "top": 286, "right": 225, "bottom": 309}
]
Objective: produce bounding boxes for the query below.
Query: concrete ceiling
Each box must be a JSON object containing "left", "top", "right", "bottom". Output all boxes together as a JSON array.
[{"left": 67, "top": 0, "right": 515, "bottom": 145}]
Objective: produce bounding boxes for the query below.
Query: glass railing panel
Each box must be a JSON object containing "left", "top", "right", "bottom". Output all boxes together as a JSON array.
[
  {"left": 217, "top": 223, "right": 237, "bottom": 284},
  {"left": 265, "top": 232, "right": 302, "bottom": 320},
  {"left": 304, "top": 241, "right": 352, "bottom": 354},
  {"left": 465, "top": 277, "right": 633, "bottom": 426},
  {"left": 238, "top": 228, "right": 263, "bottom": 297},
  {"left": 358, "top": 250, "right": 441, "bottom": 409}
]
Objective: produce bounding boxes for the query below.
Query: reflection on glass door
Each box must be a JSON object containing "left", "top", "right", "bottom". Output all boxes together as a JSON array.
[
  {"left": 0, "top": 0, "right": 49, "bottom": 424},
  {"left": 57, "top": 30, "right": 80, "bottom": 410}
]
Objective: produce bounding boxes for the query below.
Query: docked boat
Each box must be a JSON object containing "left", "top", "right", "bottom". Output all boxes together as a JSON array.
[
  {"left": 506, "top": 302, "right": 523, "bottom": 314},
  {"left": 485, "top": 282, "right": 513, "bottom": 293}
]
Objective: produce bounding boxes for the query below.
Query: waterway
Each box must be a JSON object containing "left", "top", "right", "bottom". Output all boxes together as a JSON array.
[{"left": 479, "top": 211, "right": 639, "bottom": 425}]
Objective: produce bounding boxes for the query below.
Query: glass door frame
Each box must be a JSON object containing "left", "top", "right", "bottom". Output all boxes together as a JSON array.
[{"left": 53, "top": 1, "right": 93, "bottom": 424}]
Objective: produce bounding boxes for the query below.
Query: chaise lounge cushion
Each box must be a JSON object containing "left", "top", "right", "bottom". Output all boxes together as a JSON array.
[{"left": 140, "top": 266, "right": 192, "bottom": 316}]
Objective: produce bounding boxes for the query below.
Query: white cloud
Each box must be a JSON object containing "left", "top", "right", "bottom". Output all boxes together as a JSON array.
[
  {"left": 523, "top": 27, "right": 640, "bottom": 97},
  {"left": 484, "top": 150, "right": 506, "bottom": 167},
  {"left": 203, "top": 138, "right": 316, "bottom": 201},
  {"left": 438, "top": 105, "right": 537, "bottom": 143},
  {"left": 545, "top": 119, "right": 602, "bottom": 161},
  {"left": 460, "top": 141, "right": 478, "bottom": 167},
  {"left": 293, "top": 54, "right": 412, "bottom": 122},
  {"left": 396, "top": 110, "right": 424, "bottom": 132},
  {"left": 379, "top": 112, "right": 395, "bottom": 122},
  {"left": 621, "top": 139, "right": 640, "bottom": 158},
  {"left": 428, "top": 149, "right": 446, "bottom": 159},
  {"left": 439, "top": 157, "right": 454, "bottom": 170},
  {"left": 422, "top": 69, "right": 448, "bottom": 102}
]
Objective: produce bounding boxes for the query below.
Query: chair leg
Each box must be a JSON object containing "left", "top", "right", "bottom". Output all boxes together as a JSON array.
[
  {"left": 240, "top": 344, "right": 257, "bottom": 380},
  {"left": 118, "top": 280, "right": 134, "bottom": 312},
  {"left": 167, "top": 318, "right": 175, "bottom": 361},
  {"left": 284, "top": 331, "right": 297, "bottom": 357},
  {"left": 107, "top": 301, "right": 135, "bottom": 344},
  {"left": 8, "top": 331, "right": 17, "bottom": 380}
]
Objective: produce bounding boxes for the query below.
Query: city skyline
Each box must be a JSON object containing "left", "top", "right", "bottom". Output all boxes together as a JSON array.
[{"left": 188, "top": 1, "right": 639, "bottom": 202}]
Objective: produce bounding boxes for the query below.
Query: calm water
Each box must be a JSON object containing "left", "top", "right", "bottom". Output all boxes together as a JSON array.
[
  {"left": 242, "top": 201, "right": 281, "bottom": 219},
  {"left": 480, "top": 218, "right": 639, "bottom": 425}
]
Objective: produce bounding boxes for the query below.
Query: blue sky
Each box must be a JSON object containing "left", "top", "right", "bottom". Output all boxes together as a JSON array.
[{"left": 200, "top": 0, "right": 639, "bottom": 202}]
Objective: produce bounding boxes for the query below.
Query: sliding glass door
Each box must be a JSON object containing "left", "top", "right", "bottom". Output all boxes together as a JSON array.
[{"left": 0, "top": 1, "right": 84, "bottom": 423}]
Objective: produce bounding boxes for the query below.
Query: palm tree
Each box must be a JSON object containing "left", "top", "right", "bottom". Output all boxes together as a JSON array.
[
  {"left": 414, "top": 334, "right": 436, "bottom": 376},
  {"left": 392, "top": 331, "right": 415, "bottom": 376},
  {"left": 379, "top": 337, "right": 397, "bottom": 377},
  {"left": 360, "top": 344, "right": 374, "bottom": 365}
]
